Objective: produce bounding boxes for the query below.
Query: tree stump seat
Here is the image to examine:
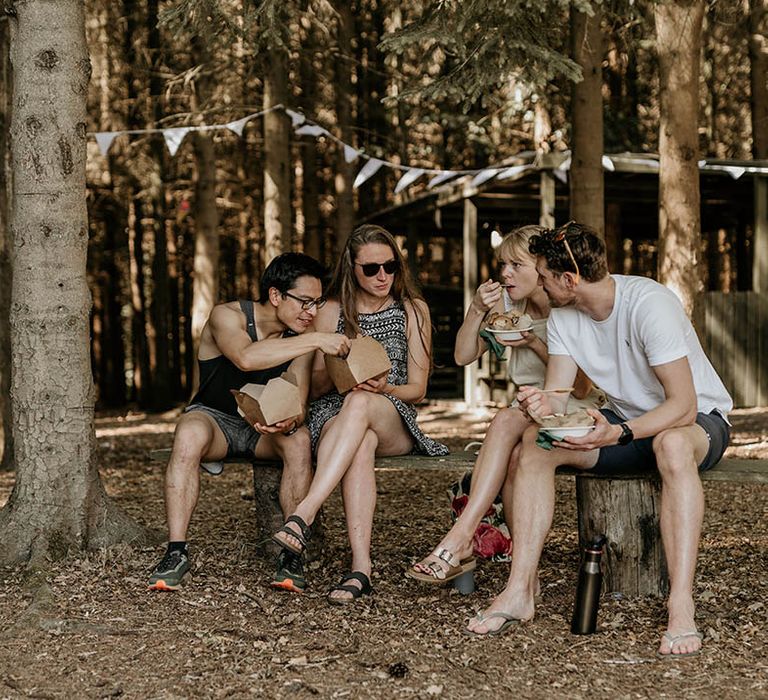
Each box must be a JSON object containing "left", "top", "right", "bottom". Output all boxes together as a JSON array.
[{"left": 149, "top": 449, "right": 767, "bottom": 596}]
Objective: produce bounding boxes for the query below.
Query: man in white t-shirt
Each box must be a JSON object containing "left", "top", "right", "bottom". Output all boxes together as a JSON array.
[{"left": 465, "top": 222, "right": 732, "bottom": 659}]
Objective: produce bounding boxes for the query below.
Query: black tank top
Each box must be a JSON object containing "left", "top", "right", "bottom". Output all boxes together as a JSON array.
[{"left": 190, "top": 300, "right": 296, "bottom": 416}]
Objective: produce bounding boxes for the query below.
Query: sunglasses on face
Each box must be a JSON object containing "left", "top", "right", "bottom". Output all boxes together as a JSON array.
[
  {"left": 355, "top": 260, "right": 398, "bottom": 277},
  {"left": 551, "top": 220, "right": 580, "bottom": 279},
  {"left": 282, "top": 291, "right": 327, "bottom": 311}
]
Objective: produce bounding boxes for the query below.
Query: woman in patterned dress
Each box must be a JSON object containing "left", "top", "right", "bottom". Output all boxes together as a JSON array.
[
  {"left": 406, "top": 225, "right": 600, "bottom": 588},
  {"left": 272, "top": 224, "right": 448, "bottom": 602}
]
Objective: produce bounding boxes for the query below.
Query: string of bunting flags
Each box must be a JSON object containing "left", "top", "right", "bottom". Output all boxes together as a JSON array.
[
  {"left": 90, "top": 103, "right": 536, "bottom": 194},
  {"left": 91, "top": 104, "right": 760, "bottom": 195}
]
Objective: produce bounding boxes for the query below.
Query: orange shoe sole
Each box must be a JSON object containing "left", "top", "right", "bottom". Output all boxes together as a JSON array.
[
  {"left": 270, "top": 578, "right": 305, "bottom": 594},
  {"left": 148, "top": 579, "right": 180, "bottom": 591}
]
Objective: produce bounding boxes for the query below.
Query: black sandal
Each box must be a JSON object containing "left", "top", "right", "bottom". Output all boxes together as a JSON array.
[
  {"left": 272, "top": 515, "right": 312, "bottom": 555},
  {"left": 327, "top": 571, "right": 373, "bottom": 605}
]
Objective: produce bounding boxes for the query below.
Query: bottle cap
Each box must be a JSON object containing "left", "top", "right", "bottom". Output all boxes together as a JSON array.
[{"left": 587, "top": 535, "right": 607, "bottom": 551}]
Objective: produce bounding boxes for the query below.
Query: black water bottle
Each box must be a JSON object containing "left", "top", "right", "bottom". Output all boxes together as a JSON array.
[{"left": 571, "top": 535, "right": 607, "bottom": 635}]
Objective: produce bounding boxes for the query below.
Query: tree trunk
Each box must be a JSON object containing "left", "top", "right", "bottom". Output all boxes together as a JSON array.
[
  {"left": 749, "top": 0, "right": 768, "bottom": 159},
  {"left": 655, "top": 0, "right": 705, "bottom": 316},
  {"left": 355, "top": 2, "right": 387, "bottom": 219},
  {"left": 0, "top": 12, "right": 13, "bottom": 470},
  {"left": 146, "top": 0, "right": 172, "bottom": 408},
  {"left": 263, "top": 50, "right": 292, "bottom": 262},
  {"left": 749, "top": 0, "right": 768, "bottom": 294},
  {"left": 570, "top": 4, "right": 605, "bottom": 236},
  {"left": 334, "top": 1, "right": 356, "bottom": 255},
  {"left": 190, "top": 132, "right": 219, "bottom": 392},
  {"left": 297, "top": 5, "right": 321, "bottom": 261},
  {"left": 0, "top": 0, "right": 147, "bottom": 565},
  {"left": 128, "top": 197, "right": 152, "bottom": 403},
  {"left": 576, "top": 475, "right": 668, "bottom": 598}
]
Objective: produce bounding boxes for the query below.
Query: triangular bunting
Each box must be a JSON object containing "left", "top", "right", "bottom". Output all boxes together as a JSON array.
[
  {"left": 343, "top": 144, "right": 359, "bottom": 164},
  {"left": 163, "top": 127, "right": 190, "bottom": 156},
  {"left": 725, "top": 166, "right": 745, "bottom": 179},
  {"left": 394, "top": 168, "right": 426, "bottom": 194},
  {"left": 353, "top": 158, "right": 385, "bottom": 188},
  {"left": 553, "top": 168, "right": 568, "bottom": 184},
  {"left": 470, "top": 169, "right": 501, "bottom": 187},
  {"left": 497, "top": 164, "right": 530, "bottom": 180},
  {"left": 285, "top": 109, "right": 306, "bottom": 128},
  {"left": 557, "top": 156, "right": 571, "bottom": 171},
  {"left": 427, "top": 171, "right": 457, "bottom": 189},
  {"left": 95, "top": 132, "right": 119, "bottom": 156},
  {"left": 226, "top": 116, "right": 252, "bottom": 137},
  {"left": 296, "top": 123, "right": 327, "bottom": 137},
  {"left": 601, "top": 155, "right": 615, "bottom": 172}
]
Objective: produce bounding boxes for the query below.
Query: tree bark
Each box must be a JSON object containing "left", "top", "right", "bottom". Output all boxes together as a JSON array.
[
  {"left": 655, "top": 0, "right": 705, "bottom": 316},
  {"left": 576, "top": 475, "right": 669, "bottom": 598},
  {"left": 128, "top": 197, "right": 152, "bottom": 403},
  {"left": 0, "top": 12, "right": 13, "bottom": 470},
  {"left": 146, "top": 0, "right": 172, "bottom": 408},
  {"left": 570, "top": 4, "right": 605, "bottom": 236},
  {"left": 0, "top": 0, "right": 147, "bottom": 565},
  {"left": 190, "top": 131, "right": 219, "bottom": 390},
  {"left": 749, "top": 0, "right": 768, "bottom": 159},
  {"left": 334, "top": 1, "right": 356, "bottom": 255},
  {"left": 263, "top": 50, "right": 292, "bottom": 263}
]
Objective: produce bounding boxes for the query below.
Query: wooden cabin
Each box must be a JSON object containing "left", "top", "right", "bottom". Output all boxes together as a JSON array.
[{"left": 363, "top": 152, "right": 768, "bottom": 408}]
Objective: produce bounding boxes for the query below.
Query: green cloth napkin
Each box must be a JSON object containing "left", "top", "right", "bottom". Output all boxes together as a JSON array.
[
  {"left": 535, "top": 430, "right": 558, "bottom": 450},
  {"left": 479, "top": 328, "right": 507, "bottom": 360}
]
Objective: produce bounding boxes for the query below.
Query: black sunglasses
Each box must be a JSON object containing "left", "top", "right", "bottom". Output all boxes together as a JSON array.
[
  {"left": 355, "top": 260, "right": 398, "bottom": 277},
  {"left": 282, "top": 291, "right": 327, "bottom": 311}
]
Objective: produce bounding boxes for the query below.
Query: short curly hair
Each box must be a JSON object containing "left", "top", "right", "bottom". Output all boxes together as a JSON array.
[{"left": 528, "top": 221, "right": 608, "bottom": 283}]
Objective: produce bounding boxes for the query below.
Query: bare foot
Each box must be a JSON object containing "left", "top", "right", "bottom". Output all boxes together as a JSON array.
[
  {"left": 328, "top": 569, "right": 372, "bottom": 603},
  {"left": 658, "top": 595, "right": 701, "bottom": 656},
  {"left": 273, "top": 514, "right": 312, "bottom": 552},
  {"left": 409, "top": 540, "right": 474, "bottom": 579},
  {"left": 465, "top": 587, "right": 535, "bottom": 635},
  {"left": 658, "top": 630, "right": 703, "bottom": 657}
]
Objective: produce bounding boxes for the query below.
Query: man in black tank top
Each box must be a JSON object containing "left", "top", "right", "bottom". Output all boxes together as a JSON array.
[{"left": 149, "top": 253, "right": 351, "bottom": 593}]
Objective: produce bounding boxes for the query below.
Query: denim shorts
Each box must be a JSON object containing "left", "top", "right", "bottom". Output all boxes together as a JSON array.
[
  {"left": 185, "top": 403, "right": 260, "bottom": 461},
  {"left": 591, "top": 408, "right": 730, "bottom": 476}
]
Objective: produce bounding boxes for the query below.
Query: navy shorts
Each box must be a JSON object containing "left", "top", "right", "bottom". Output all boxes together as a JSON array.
[
  {"left": 185, "top": 403, "right": 260, "bottom": 460},
  {"left": 591, "top": 408, "right": 730, "bottom": 476}
]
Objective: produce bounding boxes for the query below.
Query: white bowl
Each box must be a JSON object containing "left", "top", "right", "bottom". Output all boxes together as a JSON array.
[
  {"left": 539, "top": 425, "right": 595, "bottom": 439},
  {"left": 485, "top": 327, "right": 533, "bottom": 342}
]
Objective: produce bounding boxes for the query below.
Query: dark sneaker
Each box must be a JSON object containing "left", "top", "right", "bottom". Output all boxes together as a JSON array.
[
  {"left": 270, "top": 549, "right": 306, "bottom": 593},
  {"left": 148, "top": 549, "right": 190, "bottom": 591}
]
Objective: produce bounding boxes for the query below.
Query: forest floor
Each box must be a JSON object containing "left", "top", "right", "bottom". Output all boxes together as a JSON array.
[{"left": 0, "top": 404, "right": 767, "bottom": 699}]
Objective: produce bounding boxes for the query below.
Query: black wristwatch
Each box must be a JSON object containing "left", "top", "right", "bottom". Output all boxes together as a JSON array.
[{"left": 617, "top": 422, "right": 634, "bottom": 446}]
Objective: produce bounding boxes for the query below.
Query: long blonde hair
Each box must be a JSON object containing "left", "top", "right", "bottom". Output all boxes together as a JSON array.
[{"left": 329, "top": 224, "right": 429, "bottom": 357}]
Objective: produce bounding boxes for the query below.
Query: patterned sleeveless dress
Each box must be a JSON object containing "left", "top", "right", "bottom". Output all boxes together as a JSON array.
[{"left": 306, "top": 302, "right": 449, "bottom": 456}]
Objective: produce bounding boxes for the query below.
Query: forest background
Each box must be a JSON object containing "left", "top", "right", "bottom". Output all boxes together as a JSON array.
[{"left": 0, "top": 0, "right": 766, "bottom": 565}]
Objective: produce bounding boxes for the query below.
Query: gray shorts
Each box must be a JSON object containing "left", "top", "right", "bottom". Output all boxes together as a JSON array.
[
  {"left": 185, "top": 404, "right": 260, "bottom": 463},
  {"left": 592, "top": 408, "right": 730, "bottom": 475}
]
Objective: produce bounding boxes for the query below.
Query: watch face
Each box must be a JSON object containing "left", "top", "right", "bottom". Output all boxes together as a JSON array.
[{"left": 618, "top": 423, "right": 633, "bottom": 445}]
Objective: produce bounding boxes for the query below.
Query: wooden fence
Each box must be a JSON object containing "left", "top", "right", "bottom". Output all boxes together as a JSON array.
[{"left": 695, "top": 291, "right": 768, "bottom": 408}]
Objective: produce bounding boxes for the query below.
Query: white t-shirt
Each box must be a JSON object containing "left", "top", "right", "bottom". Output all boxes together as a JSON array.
[{"left": 546, "top": 275, "right": 732, "bottom": 421}]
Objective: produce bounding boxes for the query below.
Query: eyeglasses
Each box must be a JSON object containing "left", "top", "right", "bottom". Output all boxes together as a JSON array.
[
  {"left": 355, "top": 260, "right": 398, "bottom": 277},
  {"left": 552, "top": 220, "right": 580, "bottom": 279},
  {"left": 282, "top": 291, "right": 327, "bottom": 311}
]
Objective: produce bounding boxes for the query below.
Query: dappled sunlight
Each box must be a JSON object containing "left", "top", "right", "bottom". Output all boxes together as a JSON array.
[
  {"left": 0, "top": 471, "right": 12, "bottom": 508},
  {"left": 96, "top": 422, "right": 175, "bottom": 438}
]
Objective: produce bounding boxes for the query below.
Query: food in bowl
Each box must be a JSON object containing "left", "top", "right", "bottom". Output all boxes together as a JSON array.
[
  {"left": 485, "top": 312, "right": 533, "bottom": 340},
  {"left": 537, "top": 409, "right": 596, "bottom": 439}
]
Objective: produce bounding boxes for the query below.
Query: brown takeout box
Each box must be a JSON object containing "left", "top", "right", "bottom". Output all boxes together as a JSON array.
[
  {"left": 324, "top": 335, "right": 392, "bottom": 394},
  {"left": 231, "top": 371, "right": 302, "bottom": 426}
]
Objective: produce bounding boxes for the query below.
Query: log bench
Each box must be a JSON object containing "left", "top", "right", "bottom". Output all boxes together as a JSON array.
[{"left": 149, "top": 448, "right": 768, "bottom": 597}]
